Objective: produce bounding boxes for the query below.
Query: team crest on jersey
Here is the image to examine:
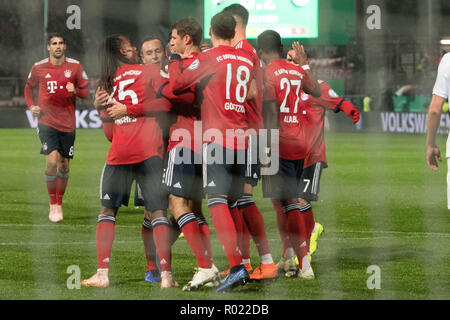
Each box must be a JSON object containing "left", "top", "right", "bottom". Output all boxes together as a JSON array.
[
  {"left": 187, "top": 59, "right": 200, "bottom": 70},
  {"left": 301, "top": 93, "right": 310, "bottom": 101},
  {"left": 64, "top": 70, "right": 72, "bottom": 78},
  {"left": 328, "top": 89, "right": 339, "bottom": 98}
]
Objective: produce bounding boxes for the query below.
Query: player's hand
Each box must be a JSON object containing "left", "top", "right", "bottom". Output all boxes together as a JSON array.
[
  {"left": 107, "top": 100, "right": 128, "bottom": 120},
  {"left": 200, "top": 41, "right": 210, "bottom": 52},
  {"left": 94, "top": 87, "right": 110, "bottom": 110},
  {"left": 66, "top": 82, "right": 76, "bottom": 95},
  {"left": 289, "top": 42, "right": 309, "bottom": 66},
  {"left": 30, "top": 105, "right": 41, "bottom": 118},
  {"left": 427, "top": 145, "right": 442, "bottom": 171},
  {"left": 340, "top": 103, "right": 360, "bottom": 124}
]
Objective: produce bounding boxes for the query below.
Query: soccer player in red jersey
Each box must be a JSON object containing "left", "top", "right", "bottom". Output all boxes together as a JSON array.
[
  {"left": 163, "top": 17, "right": 221, "bottom": 290},
  {"left": 81, "top": 35, "right": 176, "bottom": 288},
  {"left": 24, "top": 33, "right": 90, "bottom": 223},
  {"left": 221, "top": 3, "right": 277, "bottom": 281},
  {"left": 257, "top": 30, "right": 321, "bottom": 279},
  {"left": 275, "top": 51, "right": 360, "bottom": 275},
  {"left": 106, "top": 33, "right": 214, "bottom": 287},
  {"left": 167, "top": 11, "right": 257, "bottom": 292}
]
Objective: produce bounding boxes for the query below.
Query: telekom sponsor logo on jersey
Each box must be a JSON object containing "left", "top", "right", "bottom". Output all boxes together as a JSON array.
[{"left": 47, "top": 81, "right": 58, "bottom": 93}]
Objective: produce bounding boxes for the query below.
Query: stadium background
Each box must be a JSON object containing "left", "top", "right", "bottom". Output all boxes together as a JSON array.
[{"left": 1, "top": 0, "right": 450, "bottom": 301}]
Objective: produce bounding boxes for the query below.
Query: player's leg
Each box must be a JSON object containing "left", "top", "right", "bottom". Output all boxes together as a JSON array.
[
  {"left": 239, "top": 184, "right": 277, "bottom": 281},
  {"left": 191, "top": 199, "right": 213, "bottom": 264},
  {"left": 272, "top": 198, "right": 297, "bottom": 277},
  {"left": 82, "top": 163, "right": 130, "bottom": 287},
  {"left": 298, "top": 162, "right": 325, "bottom": 257},
  {"left": 137, "top": 156, "right": 177, "bottom": 288},
  {"left": 203, "top": 143, "right": 249, "bottom": 292},
  {"left": 38, "top": 124, "right": 60, "bottom": 221},
  {"left": 279, "top": 159, "right": 314, "bottom": 279},
  {"left": 54, "top": 129, "right": 75, "bottom": 219}
]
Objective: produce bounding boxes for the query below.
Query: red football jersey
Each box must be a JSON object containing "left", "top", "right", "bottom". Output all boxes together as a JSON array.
[
  {"left": 106, "top": 63, "right": 164, "bottom": 165},
  {"left": 263, "top": 59, "right": 316, "bottom": 160},
  {"left": 301, "top": 81, "right": 346, "bottom": 167},
  {"left": 168, "top": 45, "right": 256, "bottom": 150},
  {"left": 24, "top": 57, "right": 90, "bottom": 132},
  {"left": 234, "top": 40, "right": 263, "bottom": 131},
  {"left": 167, "top": 52, "right": 201, "bottom": 153}
]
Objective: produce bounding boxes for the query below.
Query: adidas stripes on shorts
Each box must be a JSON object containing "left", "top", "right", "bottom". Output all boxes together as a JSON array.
[
  {"left": 100, "top": 156, "right": 168, "bottom": 212},
  {"left": 163, "top": 147, "right": 204, "bottom": 201}
]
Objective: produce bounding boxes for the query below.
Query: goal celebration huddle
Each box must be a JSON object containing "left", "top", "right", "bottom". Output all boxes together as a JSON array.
[{"left": 25, "top": 4, "right": 360, "bottom": 293}]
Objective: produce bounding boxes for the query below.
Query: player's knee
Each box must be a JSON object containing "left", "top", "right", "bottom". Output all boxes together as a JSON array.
[
  {"left": 281, "top": 198, "right": 299, "bottom": 206},
  {"left": 168, "top": 194, "right": 190, "bottom": 217},
  {"left": 100, "top": 206, "right": 117, "bottom": 217},
  {"left": 146, "top": 209, "right": 165, "bottom": 221},
  {"left": 299, "top": 198, "right": 309, "bottom": 207},
  {"left": 243, "top": 183, "right": 253, "bottom": 194}
]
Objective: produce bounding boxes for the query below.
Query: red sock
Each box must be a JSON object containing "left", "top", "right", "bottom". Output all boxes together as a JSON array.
[
  {"left": 300, "top": 204, "right": 315, "bottom": 250},
  {"left": 177, "top": 213, "right": 212, "bottom": 269},
  {"left": 240, "top": 220, "right": 251, "bottom": 260},
  {"left": 209, "top": 202, "right": 242, "bottom": 268},
  {"left": 96, "top": 214, "right": 116, "bottom": 269},
  {"left": 229, "top": 204, "right": 247, "bottom": 260},
  {"left": 45, "top": 170, "right": 57, "bottom": 205},
  {"left": 241, "top": 203, "right": 271, "bottom": 257},
  {"left": 152, "top": 218, "right": 172, "bottom": 272},
  {"left": 197, "top": 218, "right": 213, "bottom": 263},
  {"left": 302, "top": 206, "right": 315, "bottom": 238},
  {"left": 273, "top": 199, "right": 290, "bottom": 257},
  {"left": 286, "top": 208, "right": 308, "bottom": 269},
  {"left": 55, "top": 171, "right": 69, "bottom": 206},
  {"left": 142, "top": 220, "right": 158, "bottom": 272}
]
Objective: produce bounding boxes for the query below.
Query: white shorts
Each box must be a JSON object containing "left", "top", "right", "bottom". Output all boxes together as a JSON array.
[{"left": 447, "top": 158, "right": 450, "bottom": 210}]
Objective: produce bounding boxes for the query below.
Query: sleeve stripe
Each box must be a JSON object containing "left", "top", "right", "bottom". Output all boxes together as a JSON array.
[{"left": 333, "top": 98, "right": 345, "bottom": 113}]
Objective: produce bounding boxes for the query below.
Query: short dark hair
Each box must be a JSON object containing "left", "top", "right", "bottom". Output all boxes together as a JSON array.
[
  {"left": 139, "top": 34, "right": 166, "bottom": 52},
  {"left": 257, "top": 30, "right": 282, "bottom": 54},
  {"left": 172, "top": 17, "right": 203, "bottom": 46},
  {"left": 211, "top": 11, "right": 236, "bottom": 41},
  {"left": 47, "top": 32, "right": 65, "bottom": 45},
  {"left": 223, "top": 3, "right": 249, "bottom": 26}
]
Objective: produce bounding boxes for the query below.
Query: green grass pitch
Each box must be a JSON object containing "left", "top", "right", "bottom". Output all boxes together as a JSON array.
[{"left": 0, "top": 128, "right": 449, "bottom": 300}]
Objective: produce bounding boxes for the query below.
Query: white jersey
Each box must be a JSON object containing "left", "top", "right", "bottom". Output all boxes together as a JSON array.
[{"left": 433, "top": 53, "right": 450, "bottom": 158}]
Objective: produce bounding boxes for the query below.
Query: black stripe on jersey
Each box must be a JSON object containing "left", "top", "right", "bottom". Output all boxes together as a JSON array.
[
  {"left": 333, "top": 98, "right": 346, "bottom": 113},
  {"left": 157, "top": 81, "right": 170, "bottom": 99}
]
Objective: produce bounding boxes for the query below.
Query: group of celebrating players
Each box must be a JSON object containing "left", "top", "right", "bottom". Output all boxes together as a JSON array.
[{"left": 25, "top": 3, "right": 360, "bottom": 293}]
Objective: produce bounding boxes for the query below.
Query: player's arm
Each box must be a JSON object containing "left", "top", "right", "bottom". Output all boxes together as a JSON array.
[
  {"left": 158, "top": 81, "right": 196, "bottom": 105},
  {"left": 426, "top": 94, "right": 445, "bottom": 171},
  {"left": 247, "top": 78, "right": 258, "bottom": 101},
  {"left": 289, "top": 42, "right": 321, "bottom": 98},
  {"left": 167, "top": 53, "right": 212, "bottom": 95},
  {"left": 99, "top": 108, "right": 114, "bottom": 142},
  {"left": 67, "top": 65, "right": 91, "bottom": 99},
  {"left": 24, "top": 65, "right": 41, "bottom": 117},
  {"left": 315, "top": 83, "right": 360, "bottom": 123},
  {"left": 262, "top": 70, "right": 279, "bottom": 149},
  {"left": 107, "top": 98, "right": 172, "bottom": 120},
  {"left": 426, "top": 54, "right": 450, "bottom": 171}
]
